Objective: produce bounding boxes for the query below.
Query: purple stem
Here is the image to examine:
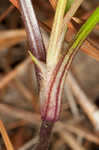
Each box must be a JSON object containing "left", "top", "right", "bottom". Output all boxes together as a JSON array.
[
  {"left": 17, "top": 1, "right": 53, "bottom": 150},
  {"left": 35, "top": 120, "right": 54, "bottom": 150},
  {"left": 18, "top": 0, "right": 46, "bottom": 87},
  {"left": 18, "top": 0, "right": 46, "bottom": 61}
]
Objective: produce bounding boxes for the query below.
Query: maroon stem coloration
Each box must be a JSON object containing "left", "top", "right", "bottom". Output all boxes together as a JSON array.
[
  {"left": 35, "top": 121, "right": 54, "bottom": 150},
  {"left": 18, "top": 0, "right": 46, "bottom": 87},
  {"left": 18, "top": 0, "right": 46, "bottom": 61},
  {"left": 17, "top": 1, "right": 54, "bottom": 149}
]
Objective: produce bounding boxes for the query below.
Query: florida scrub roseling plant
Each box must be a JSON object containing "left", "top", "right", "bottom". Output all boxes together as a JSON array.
[{"left": 9, "top": 0, "right": 99, "bottom": 150}]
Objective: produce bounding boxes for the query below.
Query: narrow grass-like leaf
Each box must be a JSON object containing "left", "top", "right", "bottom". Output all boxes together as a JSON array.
[
  {"left": 70, "top": 6, "right": 99, "bottom": 53},
  {"left": 60, "top": 7, "right": 99, "bottom": 80},
  {"left": 28, "top": 50, "right": 46, "bottom": 75},
  {"left": 18, "top": 0, "right": 46, "bottom": 62},
  {"left": 47, "top": 0, "right": 67, "bottom": 68},
  {"left": 65, "top": 0, "right": 74, "bottom": 13}
]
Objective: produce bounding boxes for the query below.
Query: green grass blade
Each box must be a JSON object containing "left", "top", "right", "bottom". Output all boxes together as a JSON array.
[
  {"left": 65, "top": 0, "right": 74, "bottom": 13},
  {"left": 70, "top": 6, "right": 99, "bottom": 52}
]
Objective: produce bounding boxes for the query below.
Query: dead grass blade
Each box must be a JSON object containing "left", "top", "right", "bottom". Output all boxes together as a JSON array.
[
  {"left": 9, "top": 0, "right": 19, "bottom": 9},
  {"left": 55, "top": 122, "right": 86, "bottom": 150},
  {"left": 49, "top": 0, "right": 57, "bottom": 9},
  {"left": 0, "top": 103, "right": 40, "bottom": 124},
  {"left": 0, "top": 57, "right": 31, "bottom": 89},
  {"left": 0, "top": 5, "right": 14, "bottom": 22},
  {"left": 65, "top": 123, "right": 99, "bottom": 145},
  {"left": 82, "top": 40, "right": 99, "bottom": 61},
  {"left": 0, "top": 30, "right": 26, "bottom": 50},
  {"left": 67, "top": 72, "right": 99, "bottom": 129},
  {"left": 0, "top": 120, "right": 14, "bottom": 150}
]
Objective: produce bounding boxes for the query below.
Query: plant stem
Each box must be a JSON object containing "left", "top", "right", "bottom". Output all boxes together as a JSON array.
[
  {"left": 35, "top": 121, "right": 53, "bottom": 150},
  {"left": 47, "top": 0, "right": 67, "bottom": 68},
  {"left": 18, "top": 0, "right": 46, "bottom": 61},
  {"left": 18, "top": 0, "right": 46, "bottom": 88}
]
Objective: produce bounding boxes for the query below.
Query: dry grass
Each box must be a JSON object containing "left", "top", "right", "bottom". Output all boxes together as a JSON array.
[{"left": 0, "top": 0, "right": 99, "bottom": 150}]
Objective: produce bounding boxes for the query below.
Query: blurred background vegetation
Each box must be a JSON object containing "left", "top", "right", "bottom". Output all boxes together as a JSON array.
[{"left": 0, "top": 0, "right": 99, "bottom": 150}]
